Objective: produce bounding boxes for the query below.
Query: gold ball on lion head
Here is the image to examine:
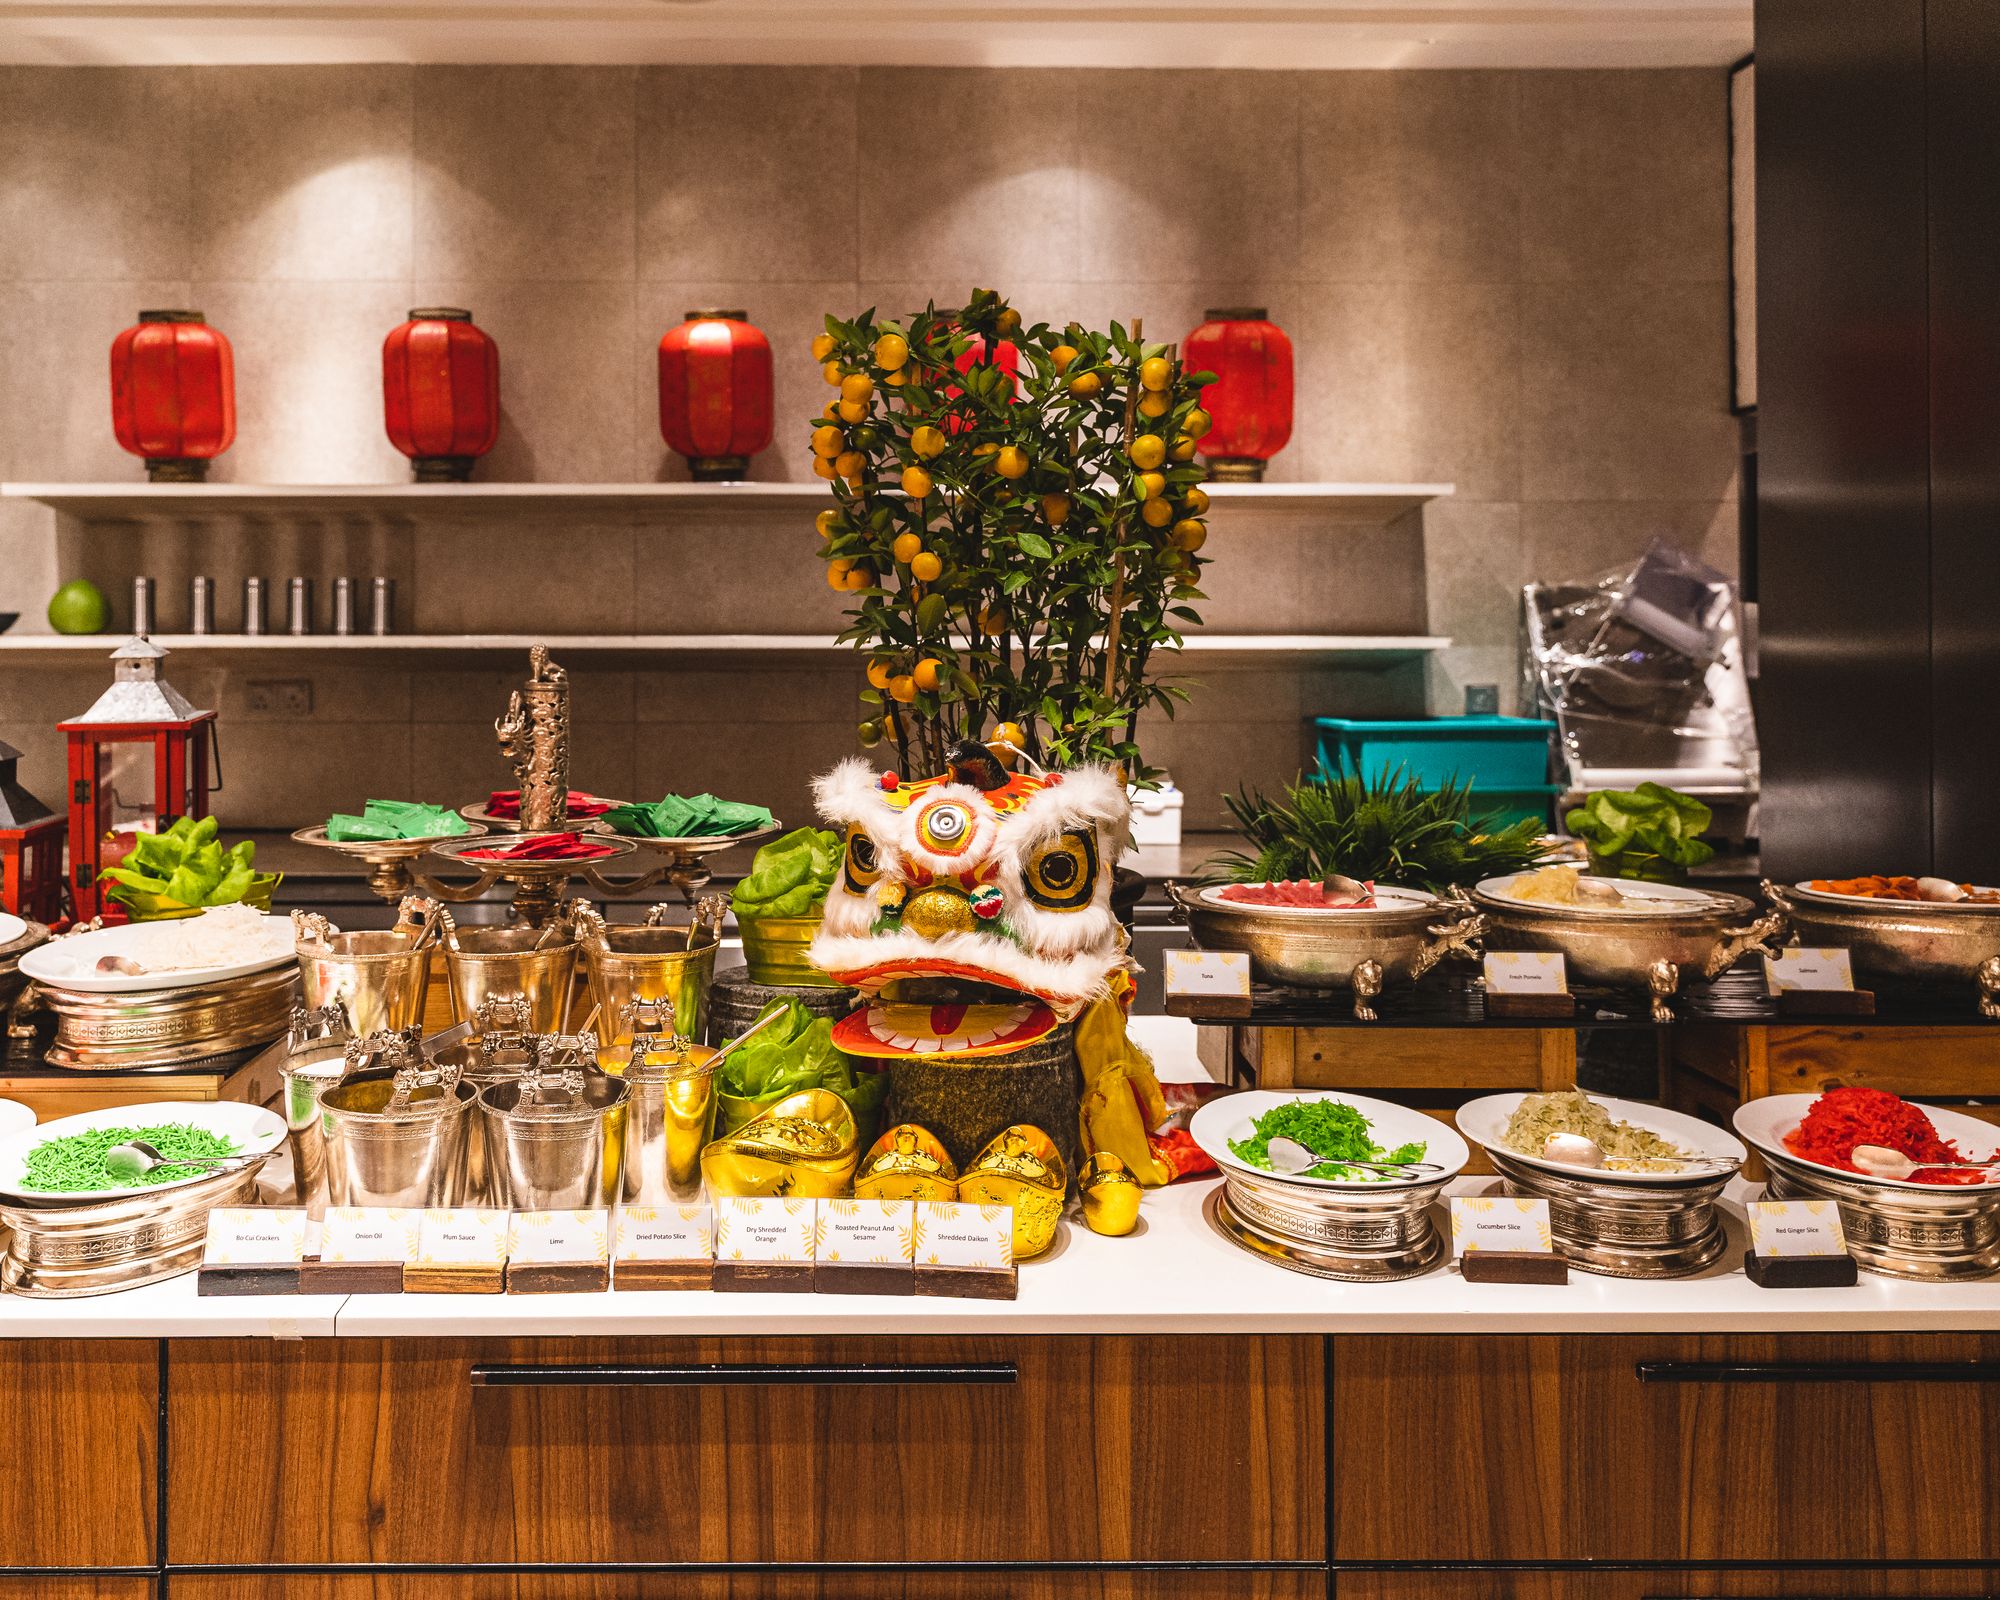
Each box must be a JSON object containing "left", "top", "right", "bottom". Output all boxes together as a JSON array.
[
  {"left": 1078, "top": 1152, "right": 1143, "bottom": 1237},
  {"left": 957, "top": 1124, "right": 1068, "bottom": 1260}
]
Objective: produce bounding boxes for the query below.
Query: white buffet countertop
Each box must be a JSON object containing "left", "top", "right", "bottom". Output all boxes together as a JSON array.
[{"left": 5, "top": 1019, "right": 2000, "bottom": 1338}]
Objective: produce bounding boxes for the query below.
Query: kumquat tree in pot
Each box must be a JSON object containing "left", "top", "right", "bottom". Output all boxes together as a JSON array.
[{"left": 808, "top": 287, "right": 1216, "bottom": 782}]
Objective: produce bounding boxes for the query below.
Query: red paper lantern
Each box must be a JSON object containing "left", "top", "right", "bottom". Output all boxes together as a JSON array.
[
  {"left": 109, "top": 310, "right": 235, "bottom": 483},
  {"left": 383, "top": 308, "right": 500, "bottom": 482},
  {"left": 1184, "top": 308, "right": 1293, "bottom": 481},
  {"left": 943, "top": 334, "right": 1020, "bottom": 433},
  {"left": 658, "top": 310, "right": 774, "bottom": 481}
]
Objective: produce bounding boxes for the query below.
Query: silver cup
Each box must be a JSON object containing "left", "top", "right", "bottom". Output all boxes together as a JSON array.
[{"left": 478, "top": 1072, "right": 628, "bottom": 1210}]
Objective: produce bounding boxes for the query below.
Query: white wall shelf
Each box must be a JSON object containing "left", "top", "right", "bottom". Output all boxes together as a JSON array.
[
  {"left": 0, "top": 632, "right": 1449, "bottom": 667},
  {"left": 0, "top": 480, "right": 1452, "bottom": 526}
]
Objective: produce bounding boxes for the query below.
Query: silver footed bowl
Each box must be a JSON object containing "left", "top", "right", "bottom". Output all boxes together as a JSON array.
[
  {"left": 1770, "top": 880, "right": 2000, "bottom": 1018},
  {"left": 1167, "top": 882, "right": 1484, "bottom": 1021},
  {"left": 1472, "top": 885, "right": 1782, "bottom": 1023}
]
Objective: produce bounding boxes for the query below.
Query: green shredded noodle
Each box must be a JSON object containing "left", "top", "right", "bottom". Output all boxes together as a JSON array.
[{"left": 21, "top": 1123, "right": 241, "bottom": 1191}]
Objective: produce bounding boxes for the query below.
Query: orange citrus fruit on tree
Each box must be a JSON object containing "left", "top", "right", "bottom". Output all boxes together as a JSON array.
[
  {"left": 1136, "top": 471, "right": 1165, "bottom": 501},
  {"left": 910, "top": 551, "right": 944, "bottom": 583},
  {"left": 993, "top": 720, "right": 1027, "bottom": 751},
  {"left": 811, "top": 424, "right": 843, "bottom": 459},
  {"left": 910, "top": 425, "right": 947, "bottom": 459},
  {"left": 1040, "top": 492, "right": 1071, "bottom": 526},
  {"left": 1137, "top": 391, "right": 1170, "bottom": 420},
  {"left": 1050, "top": 344, "right": 1079, "bottom": 375},
  {"left": 866, "top": 657, "right": 894, "bottom": 689},
  {"left": 811, "top": 332, "right": 836, "bottom": 362},
  {"left": 822, "top": 360, "right": 845, "bottom": 386},
  {"left": 834, "top": 450, "right": 866, "bottom": 481},
  {"left": 844, "top": 563, "right": 875, "bottom": 591},
  {"left": 1139, "top": 356, "right": 1171, "bottom": 392},
  {"left": 1130, "top": 434, "right": 1166, "bottom": 470},
  {"left": 1170, "top": 435, "right": 1196, "bottom": 463},
  {"left": 900, "top": 465, "right": 933, "bottom": 499},
  {"left": 1184, "top": 485, "right": 1210, "bottom": 515},
  {"left": 827, "top": 559, "right": 853, "bottom": 589},
  {"left": 874, "top": 332, "right": 909, "bottom": 371},
  {"left": 1068, "top": 371, "right": 1103, "bottom": 399},
  {"left": 892, "top": 532, "right": 923, "bottom": 564},
  {"left": 913, "top": 658, "right": 942, "bottom": 692},
  {"left": 994, "top": 445, "right": 1029, "bottom": 479},
  {"left": 815, "top": 509, "right": 842, "bottom": 540},
  {"left": 1172, "top": 519, "right": 1207, "bottom": 552},
  {"left": 995, "top": 308, "right": 1021, "bottom": 335},
  {"left": 840, "top": 373, "right": 874, "bottom": 405},
  {"left": 889, "top": 674, "right": 918, "bottom": 704},
  {"left": 812, "top": 457, "right": 838, "bottom": 481},
  {"left": 1184, "top": 408, "right": 1212, "bottom": 438},
  {"left": 858, "top": 719, "right": 883, "bottom": 747},
  {"left": 1141, "top": 497, "right": 1174, "bottom": 529},
  {"left": 837, "top": 399, "right": 867, "bottom": 425}
]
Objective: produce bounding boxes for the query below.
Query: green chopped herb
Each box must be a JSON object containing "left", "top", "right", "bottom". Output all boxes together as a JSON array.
[
  {"left": 20, "top": 1122, "right": 241, "bottom": 1192},
  {"left": 1228, "top": 1099, "right": 1426, "bottom": 1182}
]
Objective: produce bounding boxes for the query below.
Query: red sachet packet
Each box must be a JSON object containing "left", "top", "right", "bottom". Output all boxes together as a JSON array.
[
  {"left": 486, "top": 789, "right": 613, "bottom": 820},
  {"left": 461, "top": 832, "right": 617, "bottom": 863}
]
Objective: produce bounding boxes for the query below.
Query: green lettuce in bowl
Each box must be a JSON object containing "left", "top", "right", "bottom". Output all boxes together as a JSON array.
[{"left": 1567, "top": 783, "right": 1716, "bottom": 883}]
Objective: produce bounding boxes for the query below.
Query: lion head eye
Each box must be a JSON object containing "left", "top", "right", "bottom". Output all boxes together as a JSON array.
[
  {"left": 916, "top": 800, "right": 975, "bottom": 855},
  {"left": 1024, "top": 829, "right": 1098, "bottom": 911},
  {"left": 843, "top": 826, "right": 881, "bottom": 893}
]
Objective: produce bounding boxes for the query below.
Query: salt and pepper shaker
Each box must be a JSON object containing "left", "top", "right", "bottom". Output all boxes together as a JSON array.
[
  {"left": 331, "top": 576, "right": 357, "bottom": 636},
  {"left": 189, "top": 576, "right": 215, "bottom": 635},
  {"left": 242, "top": 577, "right": 268, "bottom": 636},
  {"left": 286, "top": 577, "right": 315, "bottom": 636},
  {"left": 130, "top": 576, "right": 155, "bottom": 637},
  {"left": 369, "top": 577, "right": 396, "bottom": 636}
]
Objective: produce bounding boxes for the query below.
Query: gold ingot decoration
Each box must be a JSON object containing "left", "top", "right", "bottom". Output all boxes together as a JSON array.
[
  {"left": 854, "top": 1123, "right": 959, "bottom": 1203},
  {"left": 957, "top": 1124, "right": 1068, "bottom": 1260},
  {"left": 699, "top": 1088, "right": 858, "bottom": 1200},
  {"left": 1078, "top": 1151, "right": 1143, "bottom": 1237},
  {"left": 903, "top": 887, "right": 976, "bottom": 940}
]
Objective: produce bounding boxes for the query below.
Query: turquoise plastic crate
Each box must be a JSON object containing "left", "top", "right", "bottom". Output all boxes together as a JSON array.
[{"left": 1310, "top": 716, "right": 1561, "bottom": 829}]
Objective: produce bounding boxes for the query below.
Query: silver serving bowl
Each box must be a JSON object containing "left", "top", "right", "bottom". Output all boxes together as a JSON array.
[
  {"left": 0, "top": 1165, "right": 260, "bottom": 1297},
  {"left": 37, "top": 964, "right": 301, "bottom": 1070},
  {"left": 1168, "top": 883, "right": 1484, "bottom": 1020},
  {"left": 0, "top": 918, "right": 51, "bottom": 1013},
  {"left": 1758, "top": 1146, "right": 2000, "bottom": 1281},
  {"left": 1770, "top": 880, "right": 2000, "bottom": 1017},
  {"left": 1209, "top": 1163, "right": 1450, "bottom": 1280},
  {"left": 1473, "top": 886, "right": 1783, "bottom": 1022},
  {"left": 1488, "top": 1150, "right": 1731, "bottom": 1278}
]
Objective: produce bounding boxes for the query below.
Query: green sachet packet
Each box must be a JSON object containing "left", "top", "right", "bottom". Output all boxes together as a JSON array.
[
  {"left": 326, "top": 799, "right": 469, "bottom": 843},
  {"left": 605, "top": 793, "right": 777, "bottom": 840}
]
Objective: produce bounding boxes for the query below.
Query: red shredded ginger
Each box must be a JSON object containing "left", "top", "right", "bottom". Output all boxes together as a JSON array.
[{"left": 1785, "top": 1085, "right": 1988, "bottom": 1186}]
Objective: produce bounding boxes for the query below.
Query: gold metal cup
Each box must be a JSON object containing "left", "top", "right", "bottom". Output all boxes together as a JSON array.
[
  {"left": 297, "top": 929, "right": 432, "bottom": 1037},
  {"left": 854, "top": 1123, "right": 959, "bottom": 1204},
  {"left": 623, "top": 1039, "right": 720, "bottom": 1205},
  {"left": 583, "top": 924, "right": 720, "bottom": 1069},
  {"left": 700, "top": 1087, "right": 859, "bottom": 1199},
  {"left": 444, "top": 927, "right": 578, "bottom": 1035},
  {"left": 1078, "top": 1151, "right": 1143, "bottom": 1237},
  {"left": 957, "top": 1124, "right": 1069, "bottom": 1259},
  {"left": 738, "top": 915, "right": 838, "bottom": 987}
]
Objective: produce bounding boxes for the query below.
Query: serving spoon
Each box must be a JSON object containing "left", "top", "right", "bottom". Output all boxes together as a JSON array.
[
  {"left": 1850, "top": 1143, "right": 2000, "bottom": 1181},
  {"left": 1263, "top": 1135, "right": 1446, "bottom": 1178},
  {"left": 102, "top": 1138, "right": 272, "bottom": 1183},
  {"left": 1537, "top": 1131, "right": 1736, "bottom": 1174}
]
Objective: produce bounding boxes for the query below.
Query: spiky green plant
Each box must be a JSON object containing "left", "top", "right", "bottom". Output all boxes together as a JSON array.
[{"left": 1211, "top": 770, "right": 1547, "bottom": 894}]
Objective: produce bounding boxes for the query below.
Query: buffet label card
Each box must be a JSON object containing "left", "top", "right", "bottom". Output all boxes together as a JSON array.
[
  {"left": 916, "top": 1201, "right": 1015, "bottom": 1269},
  {"left": 1484, "top": 952, "right": 1569, "bottom": 994},
  {"left": 1163, "top": 948, "right": 1253, "bottom": 998},
  {"left": 416, "top": 1208, "right": 510, "bottom": 1267},
  {"left": 1449, "top": 1197, "right": 1555, "bottom": 1257},
  {"left": 204, "top": 1207, "right": 309, "bottom": 1266},
  {"left": 319, "top": 1207, "right": 421, "bottom": 1264},
  {"left": 818, "top": 1198, "right": 916, "bottom": 1264},
  {"left": 715, "top": 1196, "right": 816, "bottom": 1262},
  {"left": 1748, "top": 1199, "right": 1850, "bottom": 1257},
  {"left": 614, "top": 1204, "right": 713, "bottom": 1262},
  {"left": 508, "top": 1209, "right": 611, "bottom": 1265},
  {"left": 1765, "top": 947, "right": 1855, "bottom": 993}
]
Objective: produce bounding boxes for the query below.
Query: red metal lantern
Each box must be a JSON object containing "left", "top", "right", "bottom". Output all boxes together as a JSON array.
[
  {"left": 57, "top": 638, "right": 217, "bottom": 923},
  {"left": 658, "top": 310, "right": 774, "bottom": 481},
  {"left": 383, "top": 308, "right": 500, "bottom": 482},
  {"left": 109, "top": 310, "right": 236, "bottom": 483},
  {"left": 0, "top": 741, "right": 64, "bottom": 926},
  {"left": 1184, "top": 308, "right": 1293, "bottom": 481},
  {"left": 943, "top": 335, "right": 1020, "bottom": 433}
]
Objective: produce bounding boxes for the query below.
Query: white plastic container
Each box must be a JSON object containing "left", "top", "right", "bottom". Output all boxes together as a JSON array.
[{"left": 1128, "top": 781, "right": 1184, "bottom": 846}]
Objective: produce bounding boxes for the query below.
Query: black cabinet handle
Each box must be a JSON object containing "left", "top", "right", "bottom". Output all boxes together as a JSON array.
[
  {"left": 1638, "top": 1359, "right": 2000, "bottom": 1384},
  {"left": 469, "top": 1361, "right": 1018, "bottom": 1389}
]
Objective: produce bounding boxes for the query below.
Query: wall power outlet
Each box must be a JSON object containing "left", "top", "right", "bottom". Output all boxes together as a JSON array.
[{"left": 246, "top": 678, "right": 314, "bottom": 716}]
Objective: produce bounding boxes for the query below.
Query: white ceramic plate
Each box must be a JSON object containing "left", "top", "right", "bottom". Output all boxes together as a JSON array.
[
  {"left": 1791, "top": 880, "right": 2000, "bottom": 910},
  {"left": 1197, "top": 883, "right": 1437, "bottom": 916},
  {"left": 1190, "top": 1088, "right": 1469, "bottom": 1190},
  {"left": 0, "top": 1099, "right": 284, "bottom": 1202},
  {"left": 1457, "top": 1090, "right": 1745, "bottom": 1186},
  {"left": 1477, "top": 872, "right": 1724, "bottom": 915},
  {"left": 16, "top": 911, "right": 295, "bottom": 995},
  {"left": 0, "top": 1099, "right": 35, "bottom": 1143},
  {"left": 0, "top": 911, "right": 26, "bottom": 947},
  {"left": 1733, "top": 1092, "right": 2000, "bottom": 1193}
]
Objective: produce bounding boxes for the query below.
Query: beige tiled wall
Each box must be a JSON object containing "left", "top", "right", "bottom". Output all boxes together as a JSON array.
[{"left": 0, "top": 64, "right": 1736, "bottom": 831}]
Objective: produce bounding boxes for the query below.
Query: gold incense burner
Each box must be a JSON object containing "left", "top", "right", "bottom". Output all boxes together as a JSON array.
[
  {"left": 699, "top": 1087, "right": 859, "bottom": 1199},
  {"left": 957, "top": 1124, "right": 1067, "bottom": 1259},
  {"left": 855, "top": 1124, "right": 959, "bottom": 1203}
]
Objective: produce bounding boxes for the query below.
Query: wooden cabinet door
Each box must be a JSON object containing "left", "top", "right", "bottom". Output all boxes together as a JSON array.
[
  {"left": 172, "top": 1575, "right": 1322, "bottom": 1600},
  {"left": 1341, "top": 1572, "right": 2000, "bottom": 1600},
  {"left": 0, "top": 1584, "right": 150, "bottom": 1600},
  {"left": 168, "top": 1335, "right": 1323, "bottom": 1568},
  {"left": 0, "top": 1340, "right": 156, "bottom": 1568},
  {"left": 1332, "top": 1333, "right": 2000, "bottom": 1563}
]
